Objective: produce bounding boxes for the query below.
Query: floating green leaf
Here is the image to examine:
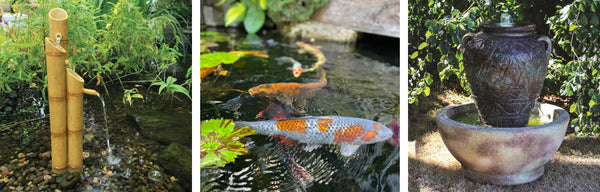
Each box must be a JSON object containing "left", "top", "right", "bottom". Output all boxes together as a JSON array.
[
  {"left": 201, "top": 119, "right": 256, "bottom": 167},
  {"left": 200, "top": 52, "right": 245, "bottom": 69}
]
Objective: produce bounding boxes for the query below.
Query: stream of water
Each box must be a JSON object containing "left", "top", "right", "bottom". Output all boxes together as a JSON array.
[{"left": 98, "top": 95, "right": 122, "bottom": 166}]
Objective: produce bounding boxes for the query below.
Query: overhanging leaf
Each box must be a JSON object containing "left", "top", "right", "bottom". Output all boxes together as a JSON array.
[
  {"left": 225, "top": 3, "right": 246, "bottom": 26},
  {"left": 200, "top": 119, "right": 255, "bottom": 168},
  {"left": 243, "top": 3, "right": 265, "bottom": 34},
  {"left": 259, "top": 0, "right": 267, "bottom": 10}
]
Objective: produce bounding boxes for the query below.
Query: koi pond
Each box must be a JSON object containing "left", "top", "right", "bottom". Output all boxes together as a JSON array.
[
  {"left": 0, "top": 63, "right": 192, "bottom": 191},
  {"left": 201, "top": 28, "right": 400, "bottom": 192}
]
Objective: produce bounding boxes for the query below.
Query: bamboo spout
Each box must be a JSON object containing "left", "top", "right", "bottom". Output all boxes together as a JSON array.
[
  {"left": 66, "top": 68, "right": 83, "bottom": 173},
  {"left": 83, "top": 89, "right": 99, "bottom": 96}
]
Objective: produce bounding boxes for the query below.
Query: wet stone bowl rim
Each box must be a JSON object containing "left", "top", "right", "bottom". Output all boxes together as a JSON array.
[{"left": 436, "top": 101, "right": 568, "bottom": 132}]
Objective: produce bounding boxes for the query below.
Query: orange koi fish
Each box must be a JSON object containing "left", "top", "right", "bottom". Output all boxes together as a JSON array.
[
  {"left": 248, "top": 67, "right": 327, "bottom": 106},
  {"left": 235, "top": 116, "right": 394, "bottom": 156}
]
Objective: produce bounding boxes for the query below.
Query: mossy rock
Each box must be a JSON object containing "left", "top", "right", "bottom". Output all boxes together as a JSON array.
[
  {"left": 132, "top": 109, "right": 192, "bottom": 147},
  {"left": 267, "top": 0, "right": 329, "bottom": 24},
  {"left": 159, "top": 142, "right": 192, "bottom": 191}
]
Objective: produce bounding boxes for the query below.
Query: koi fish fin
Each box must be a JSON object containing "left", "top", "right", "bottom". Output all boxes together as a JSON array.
[
  {"left": 340, "top": 144, "right": 361, "bottom": 156},
  {"left": 303, "top": 144, "right": 321, "bottom": 152}
]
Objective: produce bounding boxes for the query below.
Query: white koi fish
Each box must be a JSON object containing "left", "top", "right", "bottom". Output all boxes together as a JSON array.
[{"left": 236, "top": 116, "right": 394, "bottom": 156}]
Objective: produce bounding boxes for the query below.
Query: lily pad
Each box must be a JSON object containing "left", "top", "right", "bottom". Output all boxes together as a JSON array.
[
  {"left": 200, "top": 119, "right": 255, "bottom": 167},
  {"left": 200, "top": 52, "right": 245, "bottom": 69}
]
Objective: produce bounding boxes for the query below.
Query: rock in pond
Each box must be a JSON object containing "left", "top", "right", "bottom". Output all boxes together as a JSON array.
[
  {"left": 131, "top": 110, "right": 192, "bottom": 147},
  {"left": 158, "top": 142, "right": 191, "bottom": 191}
]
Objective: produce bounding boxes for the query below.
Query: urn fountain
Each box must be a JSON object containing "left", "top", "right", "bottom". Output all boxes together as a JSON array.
[{"left": 436, "top": 14, "right": 569, "bottom": 185}]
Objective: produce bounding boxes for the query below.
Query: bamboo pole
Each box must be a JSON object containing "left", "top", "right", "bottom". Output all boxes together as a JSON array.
[
  {"left": 45, "top": 38, "right": 67, "bottom": 174},
  {"left": 46, "top": 8, "right": 68, "bottom": 174},
  {"left": 48, "top": 8, "right": 68, "bottom": 56},
  {"left": 66, "top": 68, "right": 83, "bottom": 173}
]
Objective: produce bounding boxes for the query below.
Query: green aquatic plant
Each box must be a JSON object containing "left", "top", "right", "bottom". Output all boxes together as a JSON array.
[
  {"left": 200, "top": 52, "right": 245, "bottom": 69},
  {"left": 122, "top": 88, "right": 144, "bottom": 106},
  {"left": 200, "top": 119, "right": 255, "bottom": 168},
  {"left": 151, "top": 76, "right": 191, "bottom": 101}
]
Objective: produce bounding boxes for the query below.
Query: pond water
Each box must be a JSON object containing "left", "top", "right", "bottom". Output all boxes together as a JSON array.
[
  {"left": 201, "top": 28, "right": 400, "bottom": 192},
  {"left": 0, "top": 65, "right": 192, "bottom": 190},
  {"left": 451, "top": 111, "right": 545, "bottom": 127}
]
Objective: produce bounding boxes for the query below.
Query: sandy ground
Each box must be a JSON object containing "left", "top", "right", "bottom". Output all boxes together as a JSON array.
[{"left": 409, "top": 90, "right": 600, "bottom": 191}]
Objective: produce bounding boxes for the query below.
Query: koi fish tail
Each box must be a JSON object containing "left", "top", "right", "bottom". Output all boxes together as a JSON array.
[{"left": 316, "top": 66, "right": 327, "bottom": 83}]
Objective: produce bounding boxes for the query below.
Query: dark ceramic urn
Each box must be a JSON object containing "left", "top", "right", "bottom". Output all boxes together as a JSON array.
[{"left": 461, "top": 21, "right": 551, "bottom": 127}]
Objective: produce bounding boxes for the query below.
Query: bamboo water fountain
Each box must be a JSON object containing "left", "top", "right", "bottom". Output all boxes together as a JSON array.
[{"left": 46, "top": 8, "right": 98, "bottom": 174}]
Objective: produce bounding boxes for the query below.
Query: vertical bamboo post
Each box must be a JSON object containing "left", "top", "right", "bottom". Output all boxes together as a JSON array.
[
  {"left": 66, "top": 68, "right": 83, "bottom": 173},
  {"left": 45, "top": 38, "right": 68, "bottom": 174},
  {"left": 48, "top": 8, "right": 68, "bottom": 56},
  {"left": 46, "top": 8, "right": 68, "bottom": 174}
]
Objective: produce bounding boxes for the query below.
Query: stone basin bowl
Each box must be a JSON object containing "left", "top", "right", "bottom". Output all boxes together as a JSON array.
[{"left": 436, "top": 102, "right": 568, "bottom": 185}]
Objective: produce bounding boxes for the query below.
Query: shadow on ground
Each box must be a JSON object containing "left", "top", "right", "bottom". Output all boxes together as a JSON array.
[{"left": 408, "top": 89, "right": 469, "bottom": 141}]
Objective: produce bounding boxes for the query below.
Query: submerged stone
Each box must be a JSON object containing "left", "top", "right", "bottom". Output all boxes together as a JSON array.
[
  {"left": 158, "top": 142, "right": 191, "bottom": 191},
  {"left": 131, "top": 110, "right": 191, "bottom": 147}
]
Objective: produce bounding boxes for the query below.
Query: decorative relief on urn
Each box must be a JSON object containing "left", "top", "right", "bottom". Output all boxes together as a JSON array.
[{"left": 461, "top": 15, "right": 551, "bottom": 127}]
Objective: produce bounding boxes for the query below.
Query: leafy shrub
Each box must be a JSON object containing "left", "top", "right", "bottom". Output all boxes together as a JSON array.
[
  {"left": 547, "top": 0, "right": 600, "bottom": 136},
  {"left": 0, "top": 0, "right": 185, "bottom": 98}
]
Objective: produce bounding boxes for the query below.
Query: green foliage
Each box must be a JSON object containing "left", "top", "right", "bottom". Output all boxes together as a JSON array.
[
  {"left": 200, "top": 119, "right": 255, "bottom": 168},
  {"left": 200, "top": 52, "right": 245, "bottom": 69},
  {"left": 547, "top": 0, "right": 600, "bottom": 136},
  {"left": 223, "top": 0, "right": 265, "bottom": 34},
  {"left": 221, "top": 0, "right": 328, "bottom": 33},
  {"left": 151, "top": 76, "right": 191, "bottom": 101},
  {"left": 0, "top": 0, "right": 185, "bottom": 97},
  {"left": 122, "top": 88, "right": 144, "bottom": 106}
]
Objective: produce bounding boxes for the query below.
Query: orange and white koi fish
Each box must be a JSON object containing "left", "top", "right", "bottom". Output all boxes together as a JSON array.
[
  {"left": 276, "top": 56, "right": 306, "bottom": 78},
  {"left": 296, "top": 42, "right": 326, "bottom": 73},
  {"left": 235, "top": 116, "right": 394, "bottom": 156}
]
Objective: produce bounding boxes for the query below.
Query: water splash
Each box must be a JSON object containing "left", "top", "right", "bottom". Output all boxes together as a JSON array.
[{"left": 98, "top": 95, "right": 121, "bottom": 165}]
